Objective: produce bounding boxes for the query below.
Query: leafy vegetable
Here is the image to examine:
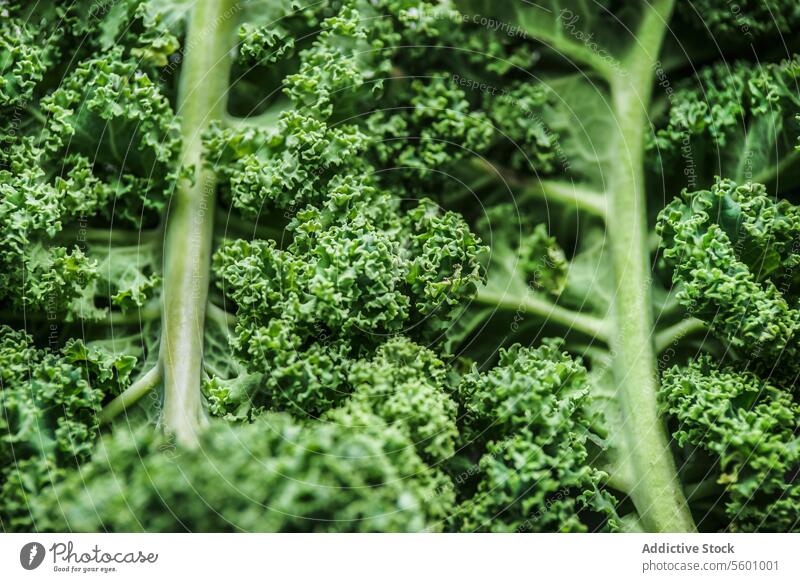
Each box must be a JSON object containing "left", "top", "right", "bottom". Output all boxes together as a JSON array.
[
  {"left": 0, "top": 326, "right": 135, "bottom": 530},
  {"left": 34, "top": 413, "right": 454, "bottom": 532},
  {"left": 455, "top": 341, "right": 618, "bottom": 532},
  {"left": 660, "top": 357, "right": 799, "bottom": 532},
  {"left": 657, "top": 178, "right": 800, "bottom": 380},
  {"left": 1, "top": 0, "right": 798, "bottom": 533}
]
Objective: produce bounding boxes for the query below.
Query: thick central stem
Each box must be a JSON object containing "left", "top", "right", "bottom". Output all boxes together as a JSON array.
[
  {"left": 606, "top": 0, "right": 695, "bottom": 531},
  {"left": 160, "top": 0, "right": 238, "bottom": 447}
]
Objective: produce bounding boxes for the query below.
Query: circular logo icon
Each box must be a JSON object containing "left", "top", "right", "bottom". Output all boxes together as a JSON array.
[{"left": 20, "top": 542, "right": 46, "bottom": 570}]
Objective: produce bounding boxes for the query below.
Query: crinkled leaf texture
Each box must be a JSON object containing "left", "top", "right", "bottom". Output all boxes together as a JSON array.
[
  {"left": 658, "top": 178, "right": 800, "bottom": 381},
  {"left": 35, "top": 413, "right": 453, "bottom": 532},
  {"left": 0, "top": 326, "right": 134, "bottom": 531},
  {"left": 661, "top": 357, "right": 799, "bottom": 532}
]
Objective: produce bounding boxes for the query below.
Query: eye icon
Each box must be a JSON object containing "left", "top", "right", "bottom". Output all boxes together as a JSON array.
[{"left": 20, "top": 542, "right": 46, "bottom": 570}]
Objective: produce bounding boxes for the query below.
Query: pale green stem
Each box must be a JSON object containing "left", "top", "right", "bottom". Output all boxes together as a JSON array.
[
  {"left": 472, "top": 159, "right": 606, "bottom": 218},
  {"left": 207, "top": 302, "right": 237, "bottom": 328},
  {"left": 99, "top": 366, "right": 162, "bottom": 424},
  {"left": 222, "top": 101, "right": 285, "bottom": 130},
  {"left": 474, "top": 288, "right": 608, "bottom": 342},
  {"left": 604, "top": 471, "right": 633, "bottom": 495},
  {"left": 520, "top": 23, "right": 615, "bottom": 80},
  {"left": 159, "top": 0, "right": 239, "bottom": 448},
  {"left": 522, "top": 180, "right": 607, "bottom": 218},
  {"left": 655, "top": 317, "right": 707, "bottom": 352},
  {"left": 108, "top": 306, "right": 162, "bottom": 326},
  {"left": 604, "top": 0, "right": 696, "bottom": 532},
  {"left": 657, "top": 289, "right": 683, "bottom": 316},
  {"left": 647, "top": 230, "right": 661, "bottom": 253}
]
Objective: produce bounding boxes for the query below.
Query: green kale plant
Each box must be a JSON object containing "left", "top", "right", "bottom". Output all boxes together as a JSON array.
[{"left": 1, "top": 0, "right": 798, "bottom": 533}]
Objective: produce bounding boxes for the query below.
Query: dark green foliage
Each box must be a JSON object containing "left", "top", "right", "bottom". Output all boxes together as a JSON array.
[
  {"left": 0, "top": 326, "right": 135, "bottom": 531},
  {"left": 207, "top": 0, "right": 494, "bottom": 212},
  {"left": 35, "top": 413, "right": 453, "bottom": 532},
  {"left": 211, "top": 175, "right": 485, "bottom": 416},
  {"left": 367, "top": 76, "right": 493, "bottom": 171},
  {"left": 3, "top": 0, "right": 798, "bottom": 536},
  {"left": 677, "top": 0, "right": 800, "bottom": 37},
  {"left": 657, "top": 178, "right": 800, "bottom": 380},
  {"left": 650, "top": 55, "right": 800, "bottom": 191},
  {"left": 42, "top": 49, "right": 182, "bottom": 224},
  {"left": 661, "top": 357, "right": 799, "bottom": 531},
  {"left": 0, "top": 43, "right": 178, "bottom": 319},
  {"left": 204, "top": 113, "right": 371, "bottom": 212},
  {"left": 483, "top": 82, "right": 562, "bottom": 175},
  {"left": 455, "top": 341, "right": 617, "bottom": 532}
]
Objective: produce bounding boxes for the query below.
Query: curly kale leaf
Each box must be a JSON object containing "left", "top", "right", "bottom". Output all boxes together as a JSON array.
[
  {"left": 211, "top": 174, "right": 484, "bottom": 417},
  {"left": 519, "top": 223, "right": 569, "bottom": 296},
  {"left": 0, "top": 45, "right": 177, "bottom": 319},
  {"left": 205, "top": 112, "right": 370, "bottom": 212},
  {"left": 0, "top": 326, "right": 135, "bottom": 531},
  {"left": 3, "top": 0, "right": 188, "bottom": 82},
  {"left": 341, "top": 337, "right": 458, "bottom": 465},
  {"left": 214, "top": 1, "right": 493, "bottom": 211},
  {"left": 35, "top": 413, "right": 453, "bottom": 532},
  {"left": 661, "top": 357, "right": 799, "bottom": 532},
  {"left": 657, "top": 178, "right": 800, "bottom": 380},
  {"left": 475, "top": 203, "right": 572, "bottom": 300},
  {"left": 93, "top": 243, "right": 162, "bottom": 313},
  {"left": 367, "top": 75, "right": 492, "bottom": 173},
  {"left": 482, "top": 82, "right": 563, "bottom": 175},
  {"left": 0, "top": 19, "right": 48, "bottom": 109},
  {"left": 284, "top": 4, "right": 392, "bottom": 119},
  {"left": 236, "top": 1, "right": 311, "bottom": 67},
  {"left": 455, "top": 340, "right": 617, "bottom": 532},
  {"left": 42, "top": 49, "right": 182, "bottom": 224},
  {"left": 650, "top": 56, "right": 800, "bottom": 191}
]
